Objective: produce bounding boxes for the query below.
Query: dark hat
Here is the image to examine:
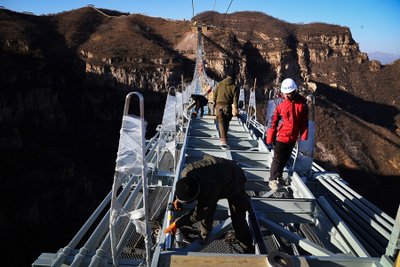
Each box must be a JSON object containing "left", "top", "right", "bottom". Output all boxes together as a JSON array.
[{"left": 175, "top": 176, "right": 200, "bottom": 203}]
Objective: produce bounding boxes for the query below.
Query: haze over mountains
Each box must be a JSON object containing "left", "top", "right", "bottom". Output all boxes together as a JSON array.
[
  {"left": 368, "top": 52, "right": 400, "bottom": 65},
  {"left": 0, "top": 6, "right": 399, "bottom": 266}
]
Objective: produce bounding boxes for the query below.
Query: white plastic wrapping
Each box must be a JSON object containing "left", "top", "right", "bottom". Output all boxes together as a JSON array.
[
  {"left": 160, "top": 94, "right": 176, "bottom": 133},
  {"left": 239, "top": 87, "right": 245, "bottom": 102},
  {"left": 176, "top": 92, "right": 183, "bottom": 117},
  {"left": 158, "top": 93, "right": 177, "bottom": 166},
  {"left": 182, "top": 86, "right": 189, "bottom": 105},
  {"left": 247, "top": 90, "right": 257, "bottom": 124},
  {"left": 110, "top": 202, "right": 146, "bottom": 235},
  {"left": 115, "top": 115, "right": 146, "bottom": 177},
  {"left": 249, "top": 89, "right": 256, "bottom": 108},
  {"left": 294, "top": 121, "right": 315, "bottom": 172},
  {"left": 238, "top": 87, "right": 245, "bottom": 111},
  {"left": 110, "top": 112, "right": 149, "bottom": 265},
  {"left": 129, "top": 208, "right": 146, "bottom": 235},
  {"left": 194, "top": 81, "right": 202, "bottom": 95}
]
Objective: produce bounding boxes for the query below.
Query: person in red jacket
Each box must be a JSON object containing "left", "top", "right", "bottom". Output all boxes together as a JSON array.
[{"left": 266, "top": 78, "right": 308, "bottom": 190}]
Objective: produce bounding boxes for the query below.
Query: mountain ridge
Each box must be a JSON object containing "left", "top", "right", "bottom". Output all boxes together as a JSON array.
[{"left": 368, "top": 52, "right": 400, "bottom": 65}]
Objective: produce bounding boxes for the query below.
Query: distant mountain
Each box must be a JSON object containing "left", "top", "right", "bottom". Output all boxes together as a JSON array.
[{"left": 368, "top": 52, "right": 400, "bottom": 64}]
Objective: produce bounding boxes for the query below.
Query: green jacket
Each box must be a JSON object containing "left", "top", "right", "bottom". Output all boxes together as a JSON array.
[{"left": 213, "top": 76, "right": 239, "bottom": 108}]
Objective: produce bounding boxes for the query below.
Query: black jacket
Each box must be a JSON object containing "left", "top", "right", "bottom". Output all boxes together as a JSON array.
[{"left": 175, "top": 154, "right": 247, "bottom": 231}]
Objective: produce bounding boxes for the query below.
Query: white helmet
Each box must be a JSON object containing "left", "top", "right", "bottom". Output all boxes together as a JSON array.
[{"left": 280, "top": 78, "right": 297, "bottom": 94}]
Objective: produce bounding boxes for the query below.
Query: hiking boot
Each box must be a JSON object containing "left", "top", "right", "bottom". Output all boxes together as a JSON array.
[
  {"left": 278, "top": 176, "right": 290, "bottom": 186},
  {"left": 224, "top": 230, "right": 236, "bottom": 244},
  {"left": 220, "top": 139, "right": 230, "bottom": 150},
  {"left": 220, "top": 144, "right": 230, "bottom": 150},
  {"left": 198, "top": 233, "right": 208, "bottom": 244}
]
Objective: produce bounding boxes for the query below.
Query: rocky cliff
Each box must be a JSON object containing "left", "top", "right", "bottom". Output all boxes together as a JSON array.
[
  {"left": 0, "top": 7, "right": 399, "bottom": 266},
  {"left": 192, "top": 13, "right": 400, "bottom": 207}
]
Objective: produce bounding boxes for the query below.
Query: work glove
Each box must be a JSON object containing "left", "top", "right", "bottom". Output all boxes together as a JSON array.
[
  {"left": 173, "top": 199, "right": 183, "bottom": 211},
  {"left": 164, "top": 221, "right": 178, "bottom": 235},
  {"left": 265, "top": 132, "right": 273, "bottom": 147}
]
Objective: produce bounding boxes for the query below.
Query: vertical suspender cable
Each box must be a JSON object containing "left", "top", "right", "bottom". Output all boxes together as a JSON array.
[
  {"left": 225, "top": 0, "right": 234, "bottom": 14},
  {"left": 192, "top": 0, "right": 195, "bottom": 17}
]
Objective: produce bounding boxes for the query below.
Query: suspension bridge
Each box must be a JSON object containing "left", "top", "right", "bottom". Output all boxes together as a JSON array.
[{"left": 33, "top": 23, "right": 399, "bottom": 267}]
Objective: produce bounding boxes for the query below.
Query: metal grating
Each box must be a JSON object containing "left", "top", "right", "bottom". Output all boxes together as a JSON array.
[
  {"left": 158, "top": 150, "right": 175, "bottom": 173},
  {"left": 200, "top": 235, "right": 245, "bottom": 254},
  {"left": 260, "top": 226, "right": 279, "bottom": 253},
  {"left": 120, "top": 186, "right": 171, "bottom": 260}
]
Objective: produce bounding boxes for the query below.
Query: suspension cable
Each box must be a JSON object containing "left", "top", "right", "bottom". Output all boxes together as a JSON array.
[
  {"left": 225, "top": 0, "right": 234, "bottom": 14},
  {"left": 192, "top": 0, "right": 195, "bottom": 17}
]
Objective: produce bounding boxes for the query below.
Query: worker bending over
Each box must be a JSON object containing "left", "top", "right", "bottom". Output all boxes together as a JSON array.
[{"left": 164, "top": 154, "right": 255, "bottom": 253}]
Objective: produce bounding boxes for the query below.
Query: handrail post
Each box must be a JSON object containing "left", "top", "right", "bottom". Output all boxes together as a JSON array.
[
  {"left": 114, "top": 92, "right": 152, "bottom": 267},
  {"left": 133, "top": 92, "right": 152, "bottom": 267}
]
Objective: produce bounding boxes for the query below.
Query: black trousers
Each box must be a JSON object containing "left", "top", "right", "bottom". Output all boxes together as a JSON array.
[
  {"left": 193, "top": 192, "right": 254, "bottom": 253},
  {"left": 228, "top": 192, "right": 255, "bottom": 252},
  {"left": 270, "top": 141, "right": 296, "bottom": 181},
  {"left": 194, "top": 102, "right": 204, "bottom": 117}
]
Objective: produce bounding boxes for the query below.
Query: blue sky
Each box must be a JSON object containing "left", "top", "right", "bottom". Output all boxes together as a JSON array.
[{"left": 2, "top": 0, "right": 400, "bottom": 55}]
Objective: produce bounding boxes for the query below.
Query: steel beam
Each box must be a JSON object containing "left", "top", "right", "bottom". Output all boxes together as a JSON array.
[
  {"left": 326, "top": 177, "right": 393, "bottom": 231},
  {"left": 290, "top": 172, "right": 315, "bottom": 199},
  {"left": 252, "top": 198, "right": 316, "bottom": 224},
  {"left": 316, "top": 176, "right": 391, "bottom": 240},
  {"left": 257, "top": 215, "right": 335, "bottom": 256},
  {"left": 318, "top": 196, "right": 370, "bottom": 257}
]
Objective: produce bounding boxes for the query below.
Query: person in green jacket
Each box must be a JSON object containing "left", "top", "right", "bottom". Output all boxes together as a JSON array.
[
  {"left": 213, "top": 69, "right": 239, "bottom": 149},
  {"left": 164, "top": 154, "right": 255, "bottom": 253}
]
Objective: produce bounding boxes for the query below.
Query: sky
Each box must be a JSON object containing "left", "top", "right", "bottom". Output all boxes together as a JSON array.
[{"left": 2, "top": 0, "right": 400, "bottom": 55}]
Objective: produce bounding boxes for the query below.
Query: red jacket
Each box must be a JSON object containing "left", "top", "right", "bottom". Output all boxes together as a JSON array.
[{"left": 266, "top": 94, "right": 308, "bottom": 144}]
